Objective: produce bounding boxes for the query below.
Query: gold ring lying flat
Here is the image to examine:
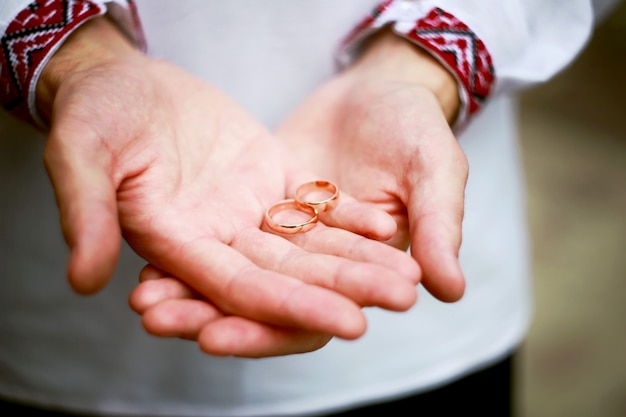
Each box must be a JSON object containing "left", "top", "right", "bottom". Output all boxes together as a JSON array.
[
  {"left": 264, "top": 199, "right": 319, "bottom": 234},
  {"left": 294, "top": 180, "right": 339, "bottom": 213}
]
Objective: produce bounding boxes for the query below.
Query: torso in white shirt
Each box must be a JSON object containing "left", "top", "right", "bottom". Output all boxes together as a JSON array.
[{"left": 0, "top": 1, "right": 535, "bottom": 415}]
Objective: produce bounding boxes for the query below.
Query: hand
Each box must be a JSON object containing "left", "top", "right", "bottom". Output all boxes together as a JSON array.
[
  {"left": 275, "top": 29, "right": 468, "bottom": 302},
  {"left": 127, "top": 29, "right": 467, "bottom": 356},
  {"left": 130, "top": 265, "right": 336, "bottom": 357},
  {"left": 38, "top": 18, "right": 421, "bottom": 354}
]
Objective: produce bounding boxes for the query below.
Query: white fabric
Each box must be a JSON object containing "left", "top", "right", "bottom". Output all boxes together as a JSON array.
[
  {"left": 0, "top": 0, "right": 613, "bottom": 416},
  {"left": 0, "top": 0, "right": 32, "bottom": 33}
]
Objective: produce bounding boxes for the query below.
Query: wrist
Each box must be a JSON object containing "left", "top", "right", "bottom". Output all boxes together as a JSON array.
[
  {"left": 36, "top": 16, "right": 139, "bottom": 124},
  {"left": 337, "top": 4, "right": 495, "bottom": 129},
  {"left": 347, "top": 27, "right": 460, "bottom": 124}
]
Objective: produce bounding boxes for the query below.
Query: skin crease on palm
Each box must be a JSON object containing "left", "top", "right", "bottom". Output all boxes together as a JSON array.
[
  {"left": 128, "top": 29, "right": 470, "bottom": 357},
  {"left": 36, "top": 18, "right": 426, "bottom": 357}
]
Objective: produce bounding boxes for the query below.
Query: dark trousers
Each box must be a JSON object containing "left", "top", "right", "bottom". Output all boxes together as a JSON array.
[{"left": 0, "top": 353, "right": 516, "bottom": 417}]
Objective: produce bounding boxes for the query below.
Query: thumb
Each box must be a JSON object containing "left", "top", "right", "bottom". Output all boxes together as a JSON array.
[
  {"left": 43, "top": 117, "right": 121, "bottom": 295},
  {"left": 407, "top": 147, "right": 468, "bottom": 302}
]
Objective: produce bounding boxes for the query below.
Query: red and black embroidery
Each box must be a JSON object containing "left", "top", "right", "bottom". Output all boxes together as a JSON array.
[
  {"left": 1, "top": 0, "right": 106, "bottom": 124},
  {"left": 406, "top": 8, "right": 494, "bottom": 116},
  {"left": 0, "top": 0, "right": 143, "bottom": 126},
  {"left": 339, "top": 2, "right": 495, "bottom": 125}
]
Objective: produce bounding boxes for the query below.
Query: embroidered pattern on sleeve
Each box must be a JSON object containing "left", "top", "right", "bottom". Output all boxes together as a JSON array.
[
  {"left": 339, "top": 2, "right": 495, "bottom": 126},
  {"left": 0, "top": 0, "right": 142, "bottom": 127}
]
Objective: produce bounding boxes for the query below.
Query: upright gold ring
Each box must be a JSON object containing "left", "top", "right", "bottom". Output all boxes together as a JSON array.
[
  {"left": 294, "top": 180, "right": 339, "bottom": 213},
  {"left": 264, "top": 199, "right": 319, "bottom": 234}
]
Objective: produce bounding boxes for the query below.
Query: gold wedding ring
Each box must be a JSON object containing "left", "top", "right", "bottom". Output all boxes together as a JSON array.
[
  {"left": 264, "top": 199, "right": 319, "bottom": 234},
  {"left": 294, "top": 180, "right": 339, "bottom": 213}
]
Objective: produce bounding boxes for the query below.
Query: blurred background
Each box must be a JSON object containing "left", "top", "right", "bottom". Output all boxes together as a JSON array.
[{"left": 515, "top": 3, "right": 626, "bottom": 417}]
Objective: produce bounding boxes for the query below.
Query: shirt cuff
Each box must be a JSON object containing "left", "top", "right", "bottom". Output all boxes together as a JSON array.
[
  {"left": 0, "top": 0, "right": 145, "bottom": 128},
  {"left": 337, "top": 0, "right": 495, "bottom": 128}
]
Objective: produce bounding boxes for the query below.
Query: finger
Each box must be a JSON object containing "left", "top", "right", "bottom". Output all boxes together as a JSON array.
[
  {"left": 133, "top": 276, "right": 334, "bottom": 356},
  {"left": 198, "top": 316, "right": 332, "bottom": 357},
  {"left": 138, "top": 263, "right": 169, "bottom": 282},
  {"left": 159, "top": 238, "right": 368, "bottom": 340},
  {"left": 285, "top": 176, "right": 397, "bottom": 241},
  {"left": 43, "top": 117, "right": 121, "bottom": 295},
  {"left": 243, "top": 226, "right": 420, "bottom": 311},
  {"left": 319, "top": 195, "right": 398, "bottom": 241},
  {"left": 407, "top": 149, "right": 468, "bottom": 302},
  {"left": 262, "top": 221, "right": 420, "bottom": 284},
  {"left": 129, "top": 276, "right": 197, "bottom": 313},
  {"left": 142, "top": 298, "right": 332, "bottom": 357},
  {"left": 141, "top": 299, "right": 224, "bottom": 340}
]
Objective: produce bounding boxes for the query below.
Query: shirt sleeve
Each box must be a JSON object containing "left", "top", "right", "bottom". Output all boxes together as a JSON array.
[
  {"left": 0, "top": 0, "right": 145, "bottom": 127},
  {"left": 337, "top": 0, "right": 605, "bottom": 127}
]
